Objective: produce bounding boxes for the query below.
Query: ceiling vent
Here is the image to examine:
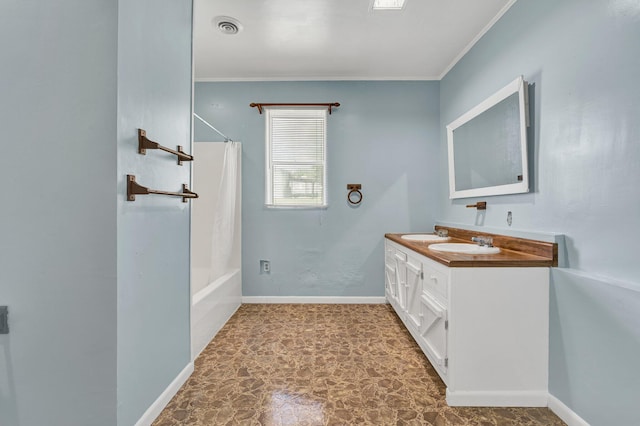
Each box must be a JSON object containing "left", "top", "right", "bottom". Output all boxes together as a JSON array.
[
  {"left": 213, "top": 16, "right": 243, "bottom": 35},
  {"left": 371, "top": 0, "right": 406, "bottom": 10}
]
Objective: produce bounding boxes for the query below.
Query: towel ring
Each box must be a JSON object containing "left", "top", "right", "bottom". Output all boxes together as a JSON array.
[{"left": 347, "top": 184, "right": 363, "bottom": 205}]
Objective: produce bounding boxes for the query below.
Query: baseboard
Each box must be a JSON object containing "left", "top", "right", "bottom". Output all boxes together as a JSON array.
[
  {"left": 445, "top": 389, "right": 548, "bottom": 407},
  {"left": 135, "top": 362, "right": 194, "bottom": 426},
  {"left": 548, "top": 394, "right": 590, "bottom": 426},
  {"left": 242, "top": 296, "right": 387, "bottom": 304}
]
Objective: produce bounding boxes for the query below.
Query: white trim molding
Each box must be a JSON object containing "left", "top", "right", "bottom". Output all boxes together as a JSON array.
[
  {"left": 445, "top": 390, "right": 549, "bottom": 407},
  {"left": 135, "top": 363, "right": 194, "bottom": 426},
  {"left": 438, "top": 0, "right": 518, "bottom": 79},
  {"left": 548, "top": 394, "right": 591, "bottom": 426},
  {"left": 242, "top": 296, "right": 387, "bottom": 304},
  {"left": 195, "top": 76, "right": 439, "bottom": 82}
]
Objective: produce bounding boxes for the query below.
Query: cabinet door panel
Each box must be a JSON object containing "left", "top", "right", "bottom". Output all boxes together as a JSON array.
[
  {"left": 420, "top": 293, "right": 448, "bottom": 372},
  {"left": 385, "top": 263, "right": 397, "bottom": 300},
  {"left": 394, "top": 253, "right": 408, "bottom": 311},
  {"left": 406, "top": 259, "right": 423, "bottom": 328},
  {"left": 385, "top": 241, "right": 400, "bottom": 309}
]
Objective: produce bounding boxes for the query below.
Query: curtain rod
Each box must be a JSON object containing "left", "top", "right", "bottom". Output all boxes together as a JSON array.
[
  {"left": 193, "top": 113, "right": 232, "bottom": 142},
  {"left": 249, "top": 103, "right": 340, "bottom": 115}
]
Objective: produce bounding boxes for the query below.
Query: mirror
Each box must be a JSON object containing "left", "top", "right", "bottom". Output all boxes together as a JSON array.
[{"left": 446, "top": 76, "right": 529, "bottom": 199}]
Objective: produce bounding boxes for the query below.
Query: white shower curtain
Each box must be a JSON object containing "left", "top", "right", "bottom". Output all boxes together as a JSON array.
[{"left": 209, "top": 141, "right": 240, "bottom": 284}]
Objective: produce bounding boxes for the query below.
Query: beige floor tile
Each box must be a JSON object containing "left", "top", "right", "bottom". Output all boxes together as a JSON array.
[{"left": 153, "top": 304, "right": 565, "bottom": 426}]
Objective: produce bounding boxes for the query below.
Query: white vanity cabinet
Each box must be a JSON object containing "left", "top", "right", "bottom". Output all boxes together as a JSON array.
[{"left": 384, "top": 238, "right": 549, "bottom": 407}]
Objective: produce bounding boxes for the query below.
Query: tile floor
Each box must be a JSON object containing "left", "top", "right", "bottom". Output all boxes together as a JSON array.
[{"left": 153, "top": 304, "right": 565, "bottom": 425}]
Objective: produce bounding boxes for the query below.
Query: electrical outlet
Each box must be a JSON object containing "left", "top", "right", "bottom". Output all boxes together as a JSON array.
[
  {"left": 0, "top": 306, "right": 8, "bottom": 334},
  {"left": 260, "top": 260, "right": 270, "bottom": 274}
]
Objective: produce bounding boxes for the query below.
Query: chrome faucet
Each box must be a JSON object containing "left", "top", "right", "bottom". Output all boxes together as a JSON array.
[{"left": 471, "top": 236, "right": 493, "bottom": 247}]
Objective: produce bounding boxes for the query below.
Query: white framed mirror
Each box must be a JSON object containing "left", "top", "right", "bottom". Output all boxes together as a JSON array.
[{"left": 446, "top": 76, "right": 530, "bottom": 199}]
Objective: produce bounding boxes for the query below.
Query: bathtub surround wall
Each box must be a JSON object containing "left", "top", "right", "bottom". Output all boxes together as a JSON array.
[
  {"left": 191, "top": 143, "right": 242, "bottom": 296},
  {"left": 195, "top": 81, "right": 441, "bottom": 300},
  {"left": 191, "top": 142, "right": 242, "bottom": 358},
  {"left": 439, "top": 0, "right": 640, "bottom": 424},
  {"left": 208, "top": 142, "right": 241, "bottom": 285},
  {"left": 0, "top": 1, "right": 193, "bottom": 425}
]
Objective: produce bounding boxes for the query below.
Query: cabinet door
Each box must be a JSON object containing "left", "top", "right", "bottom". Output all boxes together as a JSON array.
[
  {"left": 419, "top": 293, "right": 448, "bottom": 373},
  {"left": 394, "top": 251, "right": 408, "bottom": 311},
  {"left": 384, "top": 242, "right": 398, "bottom": 307},
  {"left": 385, "top": 263, "right": 397, "bottom": 300},
  {"left": 405, "top": 258, "right": 423, "bottom": 329}
]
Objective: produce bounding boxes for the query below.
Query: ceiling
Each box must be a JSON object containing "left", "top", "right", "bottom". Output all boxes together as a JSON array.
[{"left": 194, "top": 0, "right": 514, "bottom": 81}]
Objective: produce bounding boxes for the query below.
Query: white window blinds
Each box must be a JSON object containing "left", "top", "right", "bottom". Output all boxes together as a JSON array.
[{"left": 265, "top": 108, "right": 327, "bottom": 207}]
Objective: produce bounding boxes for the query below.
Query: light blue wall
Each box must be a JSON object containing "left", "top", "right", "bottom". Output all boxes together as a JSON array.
[
  {"left": 440, "top": 0, "right": 640, "bottom": 281},
  {"left": 440, "top": 1, "right": 640, "bottom": 424},
  {"left": 0, "top": 1, "right": 118, "bottom": 425},
  {"left": 0, "top": 1, "right": 193, "bottom": 425},
  {"left": 550, "top": 270, "right": 640, "bottom": 426},
  {"left": 195, "top": 81, "right": 440, "bottom": 297},
  {"left": 116, "top": 0, "right": 193, "bottom": 425}
]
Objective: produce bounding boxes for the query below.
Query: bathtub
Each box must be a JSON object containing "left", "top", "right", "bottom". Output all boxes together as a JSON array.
[{"left": 191, "top": 268, "right": 242, "bottom": 359}]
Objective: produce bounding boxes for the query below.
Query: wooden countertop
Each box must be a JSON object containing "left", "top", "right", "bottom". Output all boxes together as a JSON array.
[{"left": 385, "top": 227, "right": 558, "bottom": 268}]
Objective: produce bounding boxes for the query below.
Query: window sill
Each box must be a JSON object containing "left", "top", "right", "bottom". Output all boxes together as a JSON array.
[{"left": 265, "top": 204, "right": 328, "bottom": 210}]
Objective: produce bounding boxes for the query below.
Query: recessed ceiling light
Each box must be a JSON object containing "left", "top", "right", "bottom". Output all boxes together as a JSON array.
[
  {"left": 213, "top": 16, "right": 243, "bottom": 35},
  {"left": 372, "top": 0, "right": 406, "bottom": 10}
]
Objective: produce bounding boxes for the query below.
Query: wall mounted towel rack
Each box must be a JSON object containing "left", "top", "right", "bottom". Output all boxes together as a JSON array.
[
  {"left": 138, "top": 129, "right": 194, "bottom": 165},
  {"left": 127, "top": 175, "right": 198, "bottom": 202},
  {"left": 250, "top": 103, "right": 340, "bottom": 115}
]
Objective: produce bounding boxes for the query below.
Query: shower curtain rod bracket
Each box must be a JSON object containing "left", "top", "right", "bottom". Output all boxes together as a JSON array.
[{"left": 138, "top": 129, "right": 194, "bottom": 165}]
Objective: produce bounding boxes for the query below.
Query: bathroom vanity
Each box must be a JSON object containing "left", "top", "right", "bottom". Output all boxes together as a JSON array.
[{"left": 384, "top": 227, "right": 557, "bottom": 407}]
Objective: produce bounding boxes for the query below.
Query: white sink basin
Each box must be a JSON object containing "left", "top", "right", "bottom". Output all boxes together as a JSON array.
[
  {"left": 428, "top": 243, "right": 501, "bottom": 254},
  {"left": 401, "top": 234, "right": 450, "bottom": 242}
]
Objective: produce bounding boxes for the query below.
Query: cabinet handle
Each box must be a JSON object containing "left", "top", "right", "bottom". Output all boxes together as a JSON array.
[{"left": 430, "top": 275, "right": 438, "bottom": 282}]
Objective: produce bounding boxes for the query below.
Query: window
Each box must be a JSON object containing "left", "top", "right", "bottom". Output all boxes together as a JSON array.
[{"left": 265, "top": 108, "right": 327, "bottom": 208}]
